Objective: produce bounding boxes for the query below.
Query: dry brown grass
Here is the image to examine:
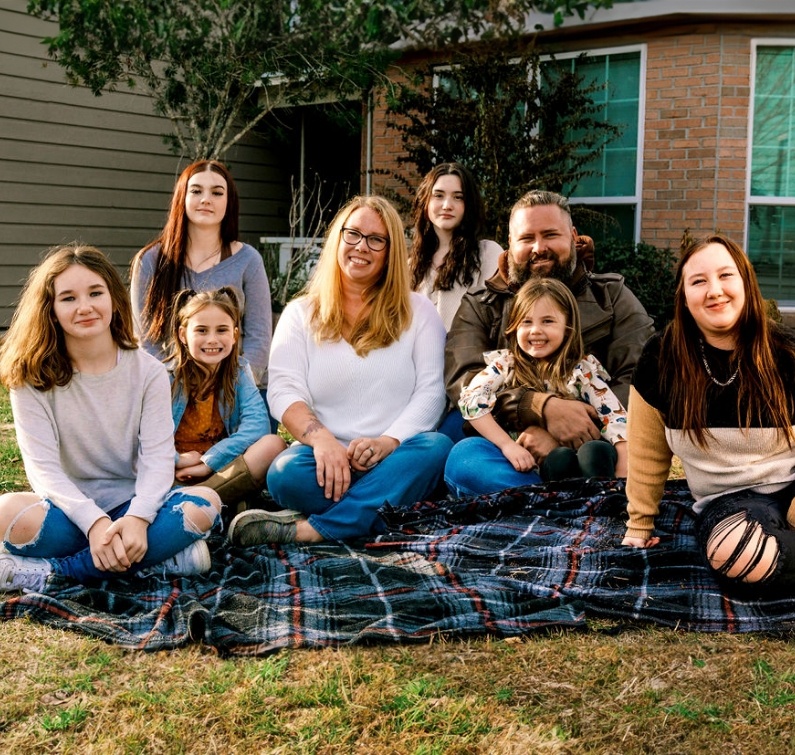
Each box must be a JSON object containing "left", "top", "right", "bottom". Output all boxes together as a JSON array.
[
  {"left": 2, "top": 621, "right": 795, "bottom": 753},
  {"left": 1, "top": 391, "right": 794, "bottom": 754}
]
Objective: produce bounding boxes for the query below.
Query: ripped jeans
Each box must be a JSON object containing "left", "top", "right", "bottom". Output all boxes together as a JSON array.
[
  {"left": 696, "top": 483, "right": 795, "bottom": 594},
  {"left": 1, "top": 489, "right": 218, "bottom": 584}
]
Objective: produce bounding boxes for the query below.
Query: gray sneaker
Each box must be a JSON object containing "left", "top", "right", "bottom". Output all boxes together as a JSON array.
[
  {"left": 228, "top": 509, "right": 302, "bottom": 547},
  {"left": 140, "top": 540, "right": 211, "bottom": 578},
  {"left": 0, "top": 554, "right": 52, "bottom": 593}
]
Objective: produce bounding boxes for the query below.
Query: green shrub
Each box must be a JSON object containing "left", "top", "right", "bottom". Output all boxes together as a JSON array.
[{"left": 593, "top": 239, "right": 677, "bottom": 332}]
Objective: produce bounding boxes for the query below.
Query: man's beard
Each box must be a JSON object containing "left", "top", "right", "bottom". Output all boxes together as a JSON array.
[{"left": 507, "top": 246, "right": 577, "bottom": 287}]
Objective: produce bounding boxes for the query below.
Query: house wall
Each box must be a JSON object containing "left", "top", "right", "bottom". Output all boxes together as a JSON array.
[
  {"left": 0, "top": 0, "right": 289, "bottom": 327},
  {"left": 641, "top": 27, "right": 753, "bottom": 250},
  {"left": 367, "top": 19, "right": 795, "bottom": 254},
  {"left": 368, "top": 64, "right": 419, "bottom": 203}
]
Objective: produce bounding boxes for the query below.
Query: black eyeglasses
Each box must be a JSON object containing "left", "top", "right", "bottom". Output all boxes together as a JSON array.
[{"left": 341, "top": 227, "right": 389, "bottom": 253}]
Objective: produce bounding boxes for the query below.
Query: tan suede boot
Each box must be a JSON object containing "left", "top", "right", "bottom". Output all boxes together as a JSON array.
[
  {"left": 787, "top": 496, "right": 795, "bottom": 530},
  {"left": 197, "top": 455, "right": 262, "bottom": 526}
]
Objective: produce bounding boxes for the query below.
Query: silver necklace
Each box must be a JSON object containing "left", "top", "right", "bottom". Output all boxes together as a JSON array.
[
  {"left": 189, "top": 245, "right": 221, "bottom": 271},
  {"left": 698, "top": 339, "right": 739, "bottom": 387}
]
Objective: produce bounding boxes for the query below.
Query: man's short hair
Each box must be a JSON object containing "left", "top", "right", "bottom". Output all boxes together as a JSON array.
[{"left": 510, "top": 190, "right": 572, "bottom": 221}]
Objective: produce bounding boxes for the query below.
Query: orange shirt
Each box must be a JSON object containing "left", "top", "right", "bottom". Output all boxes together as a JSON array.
[{"left": 174, "top": 393, "right": 227, "bottom": 455}]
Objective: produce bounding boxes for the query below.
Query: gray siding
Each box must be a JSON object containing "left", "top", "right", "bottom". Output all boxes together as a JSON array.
[{"left": 0, "top": 0, "right": 291, "bottom": 326}]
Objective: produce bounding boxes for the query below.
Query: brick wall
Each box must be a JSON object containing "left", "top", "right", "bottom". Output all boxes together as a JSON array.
[
  {"left": 368, "top": 64, "right": 421, "bottom": 214},
  {"left": 642, "top": 29, "right": 751, "bottom": 250}
]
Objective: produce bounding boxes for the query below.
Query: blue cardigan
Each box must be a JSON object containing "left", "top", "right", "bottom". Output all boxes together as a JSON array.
[{"left": 170, "top": 359, "right": 270, "bottom": 472}]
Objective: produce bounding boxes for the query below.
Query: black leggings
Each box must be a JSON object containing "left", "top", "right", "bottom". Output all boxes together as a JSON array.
[{"left": 540, "top": 439, "right": 617, "bottom": 482}]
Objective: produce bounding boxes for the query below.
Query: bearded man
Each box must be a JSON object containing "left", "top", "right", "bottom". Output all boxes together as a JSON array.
[{"left": 443, "top": 189, "right": 654, "bottom": 496}]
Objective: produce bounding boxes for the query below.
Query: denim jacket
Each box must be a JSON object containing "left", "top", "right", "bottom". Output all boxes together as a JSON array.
[{"left": 170, "top": 359, "right": 270, "bottom": 472}]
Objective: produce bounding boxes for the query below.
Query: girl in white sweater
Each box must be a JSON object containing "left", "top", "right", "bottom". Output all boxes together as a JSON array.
[
  {"left": 410, "top": 162, "right": 501, "bottom": 331},
  {"left": 0, "top": 245, "right": 222, "bottom": 593}
]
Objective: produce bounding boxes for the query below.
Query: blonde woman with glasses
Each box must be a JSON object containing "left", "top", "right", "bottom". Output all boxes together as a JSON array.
[{"left": 228, "top": 196, "right": 452, "bottom": 546}]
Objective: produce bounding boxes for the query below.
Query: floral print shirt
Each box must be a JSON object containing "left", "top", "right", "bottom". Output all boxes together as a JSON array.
[{"left": 458, "top": 349, "right": 627, "bottom": 445}]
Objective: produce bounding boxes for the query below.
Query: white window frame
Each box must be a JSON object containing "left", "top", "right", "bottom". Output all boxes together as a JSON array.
[
  {"left": 746, "top": 39, "right": 795, "bottom": 309},
  {"left": 542, "top": 44, "right": 647, "bottom": 243}
]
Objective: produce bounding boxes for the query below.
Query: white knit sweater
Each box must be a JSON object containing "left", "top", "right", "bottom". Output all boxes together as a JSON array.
[
  {"left": 11, "top": 349, "right": 175, "bottom": 536},
  {"left": 268, "top": 293, "right": 447, "bottom": 444}
]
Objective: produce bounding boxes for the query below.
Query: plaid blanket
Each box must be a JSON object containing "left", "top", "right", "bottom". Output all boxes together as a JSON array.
[{"left": 3, "top": 479, "right": 794, "bottom": 654}]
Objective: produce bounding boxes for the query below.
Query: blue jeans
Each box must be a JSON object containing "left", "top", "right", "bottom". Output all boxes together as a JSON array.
[
  {"left": 266, "top": 432, "right": 453, "bottom": 541},
  {"left": 3, "top": 490, "right": 218, "bottom": 584},
  {"left": 444, "top": 436, "right": 542, "bottom": 498},
  {"left": 437, "top": 408, "right": 466, "bottom": 443},
  {"left": 696, "top": 484, "right": 795, "bottom": 593}
]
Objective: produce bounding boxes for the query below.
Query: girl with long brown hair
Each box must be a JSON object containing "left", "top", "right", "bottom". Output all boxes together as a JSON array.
[
  {"left": 168, "top": 288, "right": 285, "bottom": 526},
  {"left": 410, "top": 162, "right": 502, "bottom": 331},
  {"left": 131, "top": 160, "right": 272, "bottom": 392},
  {"left": 623, "top": 233, "right": 795, "bottom": 594},
  {"left": 0, "top": 245, "right": 221, "bottom": 592}
]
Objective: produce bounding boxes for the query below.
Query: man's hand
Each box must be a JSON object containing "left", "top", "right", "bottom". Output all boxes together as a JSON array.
[
  {"left": 543, "top": 397, "right": 601, "bottom": 448},
  {"left": 515, "top": 426, "right": 559, "bottom": 463}
]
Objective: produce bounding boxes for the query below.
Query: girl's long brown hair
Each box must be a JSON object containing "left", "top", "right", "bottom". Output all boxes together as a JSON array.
[
  {"left": 410, "top": 162, "right": 486, "bottom": 292},
  {"left": 660, "top": 233, "right": 795, "bottom": 446},
  {"left": 304, "top": 195, "right": 412, "bottom": 357},
  {"left": 0, "top": 244, "right": 137, "bottom": 391},
  {"left": 505, "top": 278, "right": 584, "bottom": 395},
  {"left": 167, "top": 287, "right": 242, "bottom": 417},
  {"left": 132, "top": 160, "right": 240, "bottom": 348}
]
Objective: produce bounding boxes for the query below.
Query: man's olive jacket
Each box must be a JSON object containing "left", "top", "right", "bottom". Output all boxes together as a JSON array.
[{"left": 444, "top": 256, "right": 655, "bottom": 432}]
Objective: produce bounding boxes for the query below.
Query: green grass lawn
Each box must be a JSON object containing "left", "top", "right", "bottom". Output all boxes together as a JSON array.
[{"left": 0, "top": 388, "right": 794, "bottom": 754}]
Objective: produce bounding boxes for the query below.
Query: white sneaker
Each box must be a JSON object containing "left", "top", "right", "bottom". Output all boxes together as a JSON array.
[
  {"left": 0, "top": 554, "right": 52, "bottom": 593},
  {"left": 141, "top": 540, "right": 211, "bottom": 577}
]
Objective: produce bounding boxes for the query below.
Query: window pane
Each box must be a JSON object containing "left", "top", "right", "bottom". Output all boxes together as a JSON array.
[
  {"left": 752, "top": 47, "right": 795, "bottom": 199},
  {"left": 748, "top": 204, "right": 795, "bottom": 302},
  {"left": 604, "top": 150, "right": 637, "bottom": 195},
  {"left": 551, "top": 51, "right": 641, "bottom": 200},
  {"left": 572, "top": 204, "right": 636, "bottom": 245}
]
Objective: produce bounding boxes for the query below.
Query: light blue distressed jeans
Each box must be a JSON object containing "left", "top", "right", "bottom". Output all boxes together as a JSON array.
[{"left": 2, "top": 489, "right": 219, "bottom": 584}]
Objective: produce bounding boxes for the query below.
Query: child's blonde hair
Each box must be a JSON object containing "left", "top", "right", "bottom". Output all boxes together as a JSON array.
[
  {"left": 168, "top": 287, "right": 242, "bottom": 415},
  {"left": 0, "top": 244, "right": 137, "bottom": 390},
  {"left": 505, "top": 278, "right": 584, "bottom": 395}
]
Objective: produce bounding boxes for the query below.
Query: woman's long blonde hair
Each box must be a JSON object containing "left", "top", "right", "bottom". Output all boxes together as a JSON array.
[
  {"left": 303, "top": 195, "right": 412, "bottom": 356},
  {"left": 0, "top": 244, "right": 137, "bottom": 391},
  {"left": 505, "top": 278, "right": 584, "bottom": 395},
  {"left": 167, "top": 287, "right": 242, "bottom": 416}
]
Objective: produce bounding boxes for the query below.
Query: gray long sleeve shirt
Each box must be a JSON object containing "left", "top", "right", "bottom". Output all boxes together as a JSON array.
[
  {"left": 131, "top": 243, "right": 273, "bottom": 387},
  {"left": 11, "top": 349, "right": 175, "bottom": 536}
]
